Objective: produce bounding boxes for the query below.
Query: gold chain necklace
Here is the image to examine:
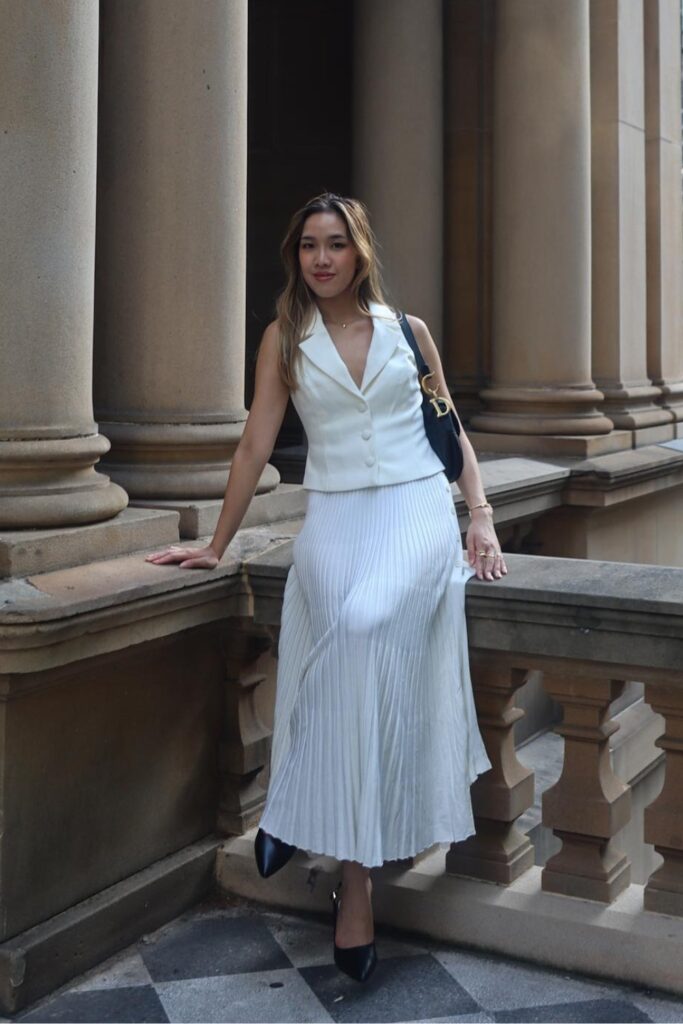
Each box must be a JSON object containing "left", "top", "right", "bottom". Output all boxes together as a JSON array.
[{"left": 322, "top": 315, "right": 365, "bottom": 329}]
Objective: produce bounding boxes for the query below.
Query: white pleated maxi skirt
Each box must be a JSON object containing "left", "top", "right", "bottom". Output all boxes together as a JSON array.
[{"left": 257, "top": 469, "right": 492, "bottom": 868}]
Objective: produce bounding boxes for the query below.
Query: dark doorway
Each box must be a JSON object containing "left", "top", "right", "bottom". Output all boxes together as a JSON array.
[{"left": 246, "top": 0, "right": 354, "bottom": 476}]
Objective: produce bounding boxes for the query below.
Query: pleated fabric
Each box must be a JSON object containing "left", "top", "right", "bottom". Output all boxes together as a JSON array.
[{"left": 257, "top": 468, "right": 493, "bottom": 868}]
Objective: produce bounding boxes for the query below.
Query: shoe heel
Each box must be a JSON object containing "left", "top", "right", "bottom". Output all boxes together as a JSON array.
[{"left": 330, "top": 881, "right": 378, "bottom": 983}]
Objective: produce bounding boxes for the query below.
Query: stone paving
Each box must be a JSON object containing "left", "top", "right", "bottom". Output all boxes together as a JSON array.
[{"left": 10, "top": 892, "right": 683, "bottom": 1023}]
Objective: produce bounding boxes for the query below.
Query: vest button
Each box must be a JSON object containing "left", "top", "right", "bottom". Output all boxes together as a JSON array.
[
  {"left": 365, "top": 455, "right": 375, "bottom": 466},
  {"left": 361, "top": 429, "right": 372, "bottom": 440}
]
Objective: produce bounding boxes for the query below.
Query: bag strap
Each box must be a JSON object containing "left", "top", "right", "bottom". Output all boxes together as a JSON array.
[
  {"left": 397, "top": 311, "right": 430, "bottom": 377},
  {"left": 397, "top": 310, "right": 462, "bottom": 436}
]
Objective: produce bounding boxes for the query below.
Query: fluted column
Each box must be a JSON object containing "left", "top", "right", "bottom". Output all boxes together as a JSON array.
[
  {"left": 95, "top": 0, "right": 278, "bottom": 500},
  {"left": 353, "top": 0, "right": 443, "bottom": 343},
  {"left": 590, "top": 0, "right": 671, "bottom": 441},
  {"left": 644, "top": 0, "right": 683, "bottom": 426},
  {"left": 0, "top": 1, "right": 127, "bottom": 529},
  {"left": 470, "top": 0, "right": 614, "bottom": 450}
]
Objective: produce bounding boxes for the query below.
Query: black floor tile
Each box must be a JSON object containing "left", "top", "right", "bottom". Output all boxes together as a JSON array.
[
  {"left": 493, "top": 997, "right": 652, "bottom": 1023},
  {"left": 16, "top": 985, "right": 168, "bottom": 1023},
  {"left": 300, "top": 953, "right": 481, "bottom": 1023},
  {"left": 140, "top": 914, "right": 292, "bottom": 982}
]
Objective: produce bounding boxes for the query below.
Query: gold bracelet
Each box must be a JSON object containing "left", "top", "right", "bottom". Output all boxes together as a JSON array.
[{"left": 468, "top": 500, "right": 493, "bottom": 518}]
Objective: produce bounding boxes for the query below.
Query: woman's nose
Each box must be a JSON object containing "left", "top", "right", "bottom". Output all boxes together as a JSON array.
[{"left": 314, "top": 247, "right": 331, "bottom": 267}]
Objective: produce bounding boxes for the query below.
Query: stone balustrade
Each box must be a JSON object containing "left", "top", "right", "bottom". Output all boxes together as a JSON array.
[
  {"left": 2, "top": 534, "right": 683, "bottom": 1008},
  {"left": 244, "top": 547, "right": 683, "bottom": 920}
]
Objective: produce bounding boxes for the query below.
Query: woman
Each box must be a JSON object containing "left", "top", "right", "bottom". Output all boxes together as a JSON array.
[{"left": 146, "top": 192, "right": 506, "bottom": 984}]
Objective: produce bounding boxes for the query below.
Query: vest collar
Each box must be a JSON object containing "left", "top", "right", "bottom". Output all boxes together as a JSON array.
[{"left": 298, "top": 300, "right": 402, "bottom": 397}]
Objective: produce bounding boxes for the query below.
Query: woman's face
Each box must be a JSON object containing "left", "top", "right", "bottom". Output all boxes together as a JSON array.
[{"left": 298, "top": 211, "right": 359, "bottom": 299}]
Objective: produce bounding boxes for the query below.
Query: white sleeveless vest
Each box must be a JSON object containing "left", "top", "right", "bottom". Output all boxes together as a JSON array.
[{"left": 291, "top": 301, "right": 446, "bottom": 491}]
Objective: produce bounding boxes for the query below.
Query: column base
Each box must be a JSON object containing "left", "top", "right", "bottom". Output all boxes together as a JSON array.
[
  {"left": 134, "top": 482, "right": 307, "bottom": 540},
  {"left": 0, "top": 435, "right": 128, "bottom": 529},
  {"left": 467, "top": 429, "right": 632, "bottom": 457},
  {"left": 633, "top": 423, "right": 676, "bottom": 447},
  {"left": 470, "top": 386, "right": 614, "bottom": 437},
  {"left": 595, "top": 383, "right": 674, "bottom": 431},
  {"left": 655, "top": 379, "right": 683, "bottom": 422},
  {"left": 99, "top": 421, "right": 280, "bottom": 500}
]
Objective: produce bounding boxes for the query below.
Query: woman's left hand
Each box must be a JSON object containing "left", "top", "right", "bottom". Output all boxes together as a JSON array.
[{"left": 466, "top": 512, "right": 507, "bottom": 581}]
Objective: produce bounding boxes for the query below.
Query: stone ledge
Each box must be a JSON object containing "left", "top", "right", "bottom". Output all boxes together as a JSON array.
[
  {"left": 0, "top": 523, "right": 297, "bottom": 674},
  {"left": 455, "top": 456, "right": 571, "bottom": 526},
  {"left": 563, "top": 445, "right": 683, "bottom": 506},
  {"left": 0, "top": 507, "right": 180, "bottom": 580},
  {"left": 217, "top": 830, "right": 683, "bottom": 997},
  {"left": 243, "top": 550, "right": 683, "bottom": 681},
  {"left": 0, "top": 837, "right": 220, "bottom": 1015},
  {"left": 0, "top": 524, "right": 296, "bottom": 625}
]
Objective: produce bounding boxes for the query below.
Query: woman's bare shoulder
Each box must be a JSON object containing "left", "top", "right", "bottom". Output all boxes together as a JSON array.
[
  {"left": 255, "top": 319, "right": 281, "bottom": 360},
  {"left": 261, "top": 318, "right": 281, "bottom": 344},
  {"left": 404, "top": 314, "right": 438, "bottom": 359},
  {"left": 404, "top": 313, "right": 427, "bottom": 333}
]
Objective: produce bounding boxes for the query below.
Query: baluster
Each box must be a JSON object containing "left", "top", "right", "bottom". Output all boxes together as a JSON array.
[
  {"left": 643, "top": 682, "right": 683, "bottom": 916},
  {"left": 541, "top": 675, "right": 631, "bottom": 901},
  {"left": 446, "top": 656, "right": 535, "bottom": 883},
  {"left": 216, "top": 618, "right": 276, "bottom": 835}
]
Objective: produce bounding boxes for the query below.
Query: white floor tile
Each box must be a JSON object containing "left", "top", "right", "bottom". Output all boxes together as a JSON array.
[
  {"left": 155, "top": 967, "right": 334, "bottom": 1023},
  {"left": 434, "top": 948, "right": 619, "bottom": 1013},
  {"left": 68, "top": 950, "right": 153, "bottom": 992}
]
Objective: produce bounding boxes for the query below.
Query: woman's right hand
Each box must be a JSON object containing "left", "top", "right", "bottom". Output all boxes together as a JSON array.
[{"left": 144, "top": 544, "right": 219, "bottom": 570}]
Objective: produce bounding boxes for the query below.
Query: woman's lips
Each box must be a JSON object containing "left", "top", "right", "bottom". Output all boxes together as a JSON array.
[{"left": 313, "top": 273, "right": 334, "bottom": 280}]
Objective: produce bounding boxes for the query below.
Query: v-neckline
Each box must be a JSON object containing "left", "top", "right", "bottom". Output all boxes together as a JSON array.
[{"left": 319, "top": 310, "right": 376, "bottom": 393}]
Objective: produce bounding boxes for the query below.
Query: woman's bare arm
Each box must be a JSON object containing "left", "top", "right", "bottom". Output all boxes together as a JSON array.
[{"left": 146, "top": 321, "right": 290, "bottom": 568}]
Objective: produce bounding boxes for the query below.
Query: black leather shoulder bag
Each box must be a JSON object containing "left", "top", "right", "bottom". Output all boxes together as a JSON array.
[{"left": 397, "top": 311, "right": 464, "bottom": 482}]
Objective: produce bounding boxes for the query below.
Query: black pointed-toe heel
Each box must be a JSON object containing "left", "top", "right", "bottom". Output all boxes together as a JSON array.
[
  {"left": 330, "top": 882, "right": 378, "bottom": 983},
  {"left": 254, "top": 828, "right": 297, "bottom": 878}
]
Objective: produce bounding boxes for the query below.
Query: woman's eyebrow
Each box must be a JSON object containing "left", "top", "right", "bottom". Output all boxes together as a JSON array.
[{"left": 300, "top": 233, "right": 348, "bottom": 241}]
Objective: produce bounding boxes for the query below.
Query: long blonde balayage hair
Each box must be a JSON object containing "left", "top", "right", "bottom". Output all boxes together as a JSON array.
[{"left": 274, "top": 192, "right": 391, "bottom": 390}]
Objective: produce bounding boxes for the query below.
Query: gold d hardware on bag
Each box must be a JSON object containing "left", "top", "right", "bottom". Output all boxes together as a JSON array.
[{"left": 420, "top": 370, "right": 456, "bottom": 417}]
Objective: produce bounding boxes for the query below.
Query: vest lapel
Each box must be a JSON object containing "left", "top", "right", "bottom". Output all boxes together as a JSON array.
[
  {"left": 297, "top": 301, "right": 401, "bottom": 396},
  {"left": 298, "top": 304, "right": 358, "bottom": 397},
  {"left": 361, "top": 302, "right": 402, "bottom": 391}
]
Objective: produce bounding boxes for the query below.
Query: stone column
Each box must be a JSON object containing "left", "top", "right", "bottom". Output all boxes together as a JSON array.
[
  {"left": 470, "top": 0, "right": 616, "bottom": 455},
  {"left": 590, "top": 0, "right": 671, "bottom": 444},
  {"left": 0, "top": 1, "right": 127, "bottom": 529},
  {"left": 352, "top": 0, "right": 443, "bottom": 344},
  {"left": 95, "top": 0, "right": 279, "bottom": 503},
  {"left": 644, "top": 0, "right": 683, "bottom": 428}
]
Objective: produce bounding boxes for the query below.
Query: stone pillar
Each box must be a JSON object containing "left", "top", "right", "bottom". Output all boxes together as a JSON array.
[
  {"left": 352, "top": 0, "right": 443, "bottom": 343},
  {"left": 0, "top": 1, "right": 127, "bottom": 529},
  {"left": 590, "top": 0, "right": 671, "bottom": 444},
  {"left": 470, "top": 0, "right": 617, "bottom": 455},
  {"left": 644, "top": 0, "right": 683, "bottom": 429},
  {"left": 95, "top": 0, "right": 279, "bottom": 503}
]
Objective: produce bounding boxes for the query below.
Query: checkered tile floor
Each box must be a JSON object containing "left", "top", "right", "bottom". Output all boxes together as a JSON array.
[{"left": 12, "top": 893, "right": 683, "bottom": 1023}]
